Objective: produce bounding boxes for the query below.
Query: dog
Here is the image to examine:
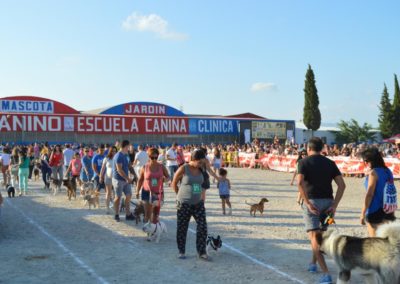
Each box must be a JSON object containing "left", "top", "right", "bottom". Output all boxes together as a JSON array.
[
  {"left": 63, "top": 178, "right": 77, "bottom": 201},
  {"left": 80, "top": 181, "right": 95, "bottom": 199},
  {"left": 50, "top": 179, "right": 62, "bottom": 195},
  {"left": 245, "top": 198, "right": 269, "bottom": 217},
  {"left": 84, "top": 191, "right": 100, "bottom": 209},
  {"left": 318, "top": 222, "right": 400, "bottom": 284},
  {"left": 206, "top": 234, "right": 222, "bottom": 255},
  {"left": 120, "top": 197, "right": 126, "bottom": 212},
  {"left": 33, "top": 163, "right": 41, "bottom": 181},
  {"left": 133, "top": 201, "right": 145, "bottom": 224},
  {"left": 142, "top": 221, "right": 167, "bottom": 243},
  {"left": 6, "top": 184, "right": 15, "bottom": 198}
]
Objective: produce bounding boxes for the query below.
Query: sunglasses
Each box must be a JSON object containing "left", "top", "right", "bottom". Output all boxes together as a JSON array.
[{"left": 150, "top": 156, "right": 158, "bottom": 160}]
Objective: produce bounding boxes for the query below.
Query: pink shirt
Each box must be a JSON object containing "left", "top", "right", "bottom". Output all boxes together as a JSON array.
[
  {"left": 70, "top": 158, "right": 82, "bottom": 176},
  {"left": 143, "top": 164, "right": 164, "bottom": 194}
]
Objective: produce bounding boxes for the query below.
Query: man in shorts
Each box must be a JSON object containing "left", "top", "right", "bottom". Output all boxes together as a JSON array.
[
  {"left": 112, "top": 140, "right": 135, "bottom": 222},
  {"left": 297, "top": 137, "right": 346, "bottom": 284}
]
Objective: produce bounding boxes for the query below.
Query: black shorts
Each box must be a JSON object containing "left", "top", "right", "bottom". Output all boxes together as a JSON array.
[{"left": 366, "top": 208, "right": 396, "bottom": 224}]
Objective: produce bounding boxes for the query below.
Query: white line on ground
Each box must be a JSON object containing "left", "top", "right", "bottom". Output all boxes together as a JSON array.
[
  {"left": 6, "top": 199, "right": 109, "bottom": 284},
  {"left": 187, "top": 227, "right": 306, "bottom": 284}
]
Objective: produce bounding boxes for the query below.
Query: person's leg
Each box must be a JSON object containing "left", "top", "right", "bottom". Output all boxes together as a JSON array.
[
  {"left": 152, "top": 205, "right": 160, "bottom": 224},
  {"left": 58, "top": 166, "right": 64, "bottom": 181},
  {"left": 23, "top": 168, "right": 29, "bottom": 193},
  {"left": 105, "top": 184, "right": 112, "bottom": 212},
  {"left": 366, "top": 222, "right": 377, "bottom": 237},
  {"left": 112, "top": 180, "right": 122, "bottom": 218},
  {"left": 143, "top": 201, "right": 152, "bottom": 223},
  {"left": 308, "top": 230, "right": 329, "bottom": 274},
  {"left": 176, "top": 203, "right": 191, "bottom": 255},
  {"left": 18, "top": 170, "right": 23, "bottom": 195},
  {"left": 226, "top": 197, "right": 232, "bottom": 215},
  {"left": 168, "top": 166, "right": 175, "bottom": 184},
  {"left": 192, "top": 201, "right": 208, "bottom": 256},
  {"left": 221, "top": 199, "right": 226, "bottom": 214},
  {"left": 28, "top": 164, "right": 33, "bottom": 179},
  {"left": 124, "top": 182, "right": 133, "bottom": 217},
  {"left": 51, "top": 166, "right": 57, "bottom": 180},
  {"left": 201, "top": 189, "right": 207, "bottom": 201},
  {"left": 42, "top": 167, "right": 47, "bottom": 187}
]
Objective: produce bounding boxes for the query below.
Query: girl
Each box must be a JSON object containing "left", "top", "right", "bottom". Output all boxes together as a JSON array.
[
  {"left": 18, "top": 148, "right": 30, "bottom": 196},
  {"left": 65, "top": 152, "right": 82, "bottom": 184},
  {"left": 136, "top": 147, "right": 169, "bottom": 225},
  {"left": 360, "top": 147, "right": 396, "bottom": 237},
  {"left": 100, "top": 146, "right": 117, "bottom": 214},
  {"left": 217, "top": 168, "right": 232, "bottom": 215},
  {"left": 0, "top": 147, "right": 11, "bottom": 186},
  {"left": 49, "top": 145, "right": 64, "bottom": 181},
  {"left": 9, "top": 147, "right": 20, "bottom": 190}
]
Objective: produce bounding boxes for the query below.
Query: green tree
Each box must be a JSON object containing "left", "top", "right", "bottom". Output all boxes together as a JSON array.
[
  {"left": 378, "top": 83, "right": 393, "bottom": 138},
  {"left": 303, "top": 64, "right": 321, "bottom": 135},
  {"left": 334, "top": 119, "right": 376, "bottom": 144},
  {"left": 392, "top": 74, "right": 400, "bottom": 134}
]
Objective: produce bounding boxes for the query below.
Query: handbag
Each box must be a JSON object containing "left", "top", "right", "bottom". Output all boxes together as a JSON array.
[
  {"left": 200, "top": 168, "right": 210, "bottom": 190},
  {"left": 383, "top": 169, "right": 397, "bottom": 214}
]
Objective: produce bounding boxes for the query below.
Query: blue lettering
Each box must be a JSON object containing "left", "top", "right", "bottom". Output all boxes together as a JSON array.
[
  {"left": 18, "top": 101, "right": 24, "bottom": 110},
  {"left": 26, "top": 101, "right": 32, "bottom": 111},
  {"left": 47, "top": 103, "right": 53, "bottom": 112},
  {"left": 11, "top": 101, "right": 17, "bottom": 111},
  {"left": 1, "top": 101, "right": 10, "bottom": 110},
  {"left": 33, "top": 102, "right": 39, "bottom": 111}
]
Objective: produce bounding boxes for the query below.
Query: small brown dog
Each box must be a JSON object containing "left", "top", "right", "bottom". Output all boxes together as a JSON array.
[
  {"left": 246, "top": 198, "right": 269, "bottom": 217},
  {"left": 33, "top": 163, "right": 41, "bottom": 181},
  {"left": 63, "top": 178, "right": 77, "bottom": 201},
  {"left": 133, "top": 202, "right": 145, "bottom": 224},
  {"left": 84, "top": 191, "right": 100, "bottom": 209}
]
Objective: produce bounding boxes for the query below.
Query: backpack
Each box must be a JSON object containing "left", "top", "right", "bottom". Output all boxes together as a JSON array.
[{"left": 383, "top": 169, "right": 397, "bottom": 214}]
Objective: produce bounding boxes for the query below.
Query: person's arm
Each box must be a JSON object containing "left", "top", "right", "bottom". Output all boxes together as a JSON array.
[
  {"left": 99, "top": 159, "right": 107, "bottom": 182},
  {"left": 135, "top": 167, "right": 145, "bottom": 199},
  {"left": 360, "top": 170, "right": 377, "bottom": 225},
  {"left": 59, "top": 153, "right": 64, "bottom": 166},
  {"left": 65, "top": 162, "right": 72, "bottom": 176},
  {"left": 116, "top": 163, "right": 131, "bottom": 183},
  {"left": 297, "top": 173, "right": 319, "bottom": 215},
  {"left": 171, "top": 166, "right": 185, "bottom": 194},
  {"left": 205, "top": 159, "right": 219, "bottom": 180},
  {"left": 331, "top": 174, "right": 346, "bottom": 214},
  {"left": 162, "top": 165, "right": 170, "bottom": 181},
  {"left": 92, "top": 157, "right": 100, "bottom": 176}
]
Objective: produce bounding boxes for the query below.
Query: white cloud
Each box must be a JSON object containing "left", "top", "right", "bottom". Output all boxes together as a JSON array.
[
  {"left": 251, "top": 82, "right": 277, "bottom": 92},
  {"left": 122, "top": 12, "right": 187, "bottom": 41}
]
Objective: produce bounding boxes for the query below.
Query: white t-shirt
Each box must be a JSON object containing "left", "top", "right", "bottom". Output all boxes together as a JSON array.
[
  {"left": 63, "top": 148, "right": 75, "bottom": 167},
  {"left": 166, "top": 148, "right": 178, "bottom": 167},
  {"left": 0, "top": 153, "right": 11, "bottom": 166},
  {"left": 135, "top": 151, "right": 149, "bottom": 167},
  {"left": 102, "top": 157, "right": 113, "bottom": 179}
]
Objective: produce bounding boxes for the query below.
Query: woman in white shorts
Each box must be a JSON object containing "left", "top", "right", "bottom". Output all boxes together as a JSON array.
[{"left": 100, "top": 146, "right": 117, "bottom": 214}]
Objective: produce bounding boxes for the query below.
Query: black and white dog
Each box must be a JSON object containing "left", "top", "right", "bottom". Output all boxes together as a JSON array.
[
  {"left": 206, "top": 235, "right": 222, "bottom": 254},
  {"left": 6, "top": 184, "right": 15, "bottom": 198}
]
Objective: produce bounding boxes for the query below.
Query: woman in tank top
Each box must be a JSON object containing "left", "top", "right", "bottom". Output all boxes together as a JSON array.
[
  {"left": 136, "top": 147, "right": 169, "bottom": 224},
  {"left": 361, "top": 147, "right": 396, "bottom": 237},
  {"left": 172, "top": 149, "right": 209, "bottom": 261},
  {"left": 100, "top": 146, "right": 118, "bottom": 214}
]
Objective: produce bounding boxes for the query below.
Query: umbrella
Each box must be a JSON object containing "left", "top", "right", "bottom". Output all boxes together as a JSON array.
[{"left": 383, "top": 134, "right": 400, "bottom": 143}]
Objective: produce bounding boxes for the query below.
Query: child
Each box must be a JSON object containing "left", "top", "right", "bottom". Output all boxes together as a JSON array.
[
  {"left": 217, "top": 168, "right": 232, "bottom": 215},
  {"left": 65, "top": 152, "right": 82, "bottom": 185}
]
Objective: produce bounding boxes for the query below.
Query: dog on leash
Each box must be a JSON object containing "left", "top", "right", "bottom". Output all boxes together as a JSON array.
[
  {"left": 63, "top": 178, "right": 77, "bottom": 201},
  {"left": 33, "top": 163, "right": 41, "bottom": 181},
  {"left": 80, "top": 181, "right": 95, "bottom": 199},
  {"left": 245, "top": 198, "right": 269, "bottom": 217},
  {"left": 206, "top": 234, "right": 222, "bottom": 255},
  {"left": 318, "top": 222, "right": 400, "bottom": 284},
  {"left": 50, "top": 179, "right": 62, "bottom": 195},
  {"left": 84, "top": 191, "right": 100, "bottom": 209},
  {"left": 6, "top": 184, "right": 15, "bottom": 198},
  {"left": 133, "top": 202, "right": 145, "bottom": 224},
  {"left": 142, "top": 221, "right": 167, "bottom": 243}
]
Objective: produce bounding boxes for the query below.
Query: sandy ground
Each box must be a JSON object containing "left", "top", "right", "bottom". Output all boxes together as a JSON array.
[{"left": 1, "top": 168, "right": 399, "bottom": 284}]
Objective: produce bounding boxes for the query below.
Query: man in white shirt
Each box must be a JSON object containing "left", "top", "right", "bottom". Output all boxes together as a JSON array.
[
  {"left": 134, "top": 145, "right": 149, "bottom": 176},
  {"left": 166, "top": 142, "right": 179, "bottom": 185},
  {"left": 63, "top": 144, "right": 75, "bottom": 176}
]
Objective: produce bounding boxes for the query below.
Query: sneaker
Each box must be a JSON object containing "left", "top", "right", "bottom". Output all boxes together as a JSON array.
[
  {"left": 308, "top": 263, "right": 317, "bottom": 273},
  {"left": 114, "top": 215, "right": 120, "bottom": 222},
  {"left": 178, "top": 253, "right": 186, "bottom": 259},
  {"left": 126, "top": 213, "right": 135, "bottom": 221},
  {"left": 319, "top": 274, "right": 332, "bottom": 284}
]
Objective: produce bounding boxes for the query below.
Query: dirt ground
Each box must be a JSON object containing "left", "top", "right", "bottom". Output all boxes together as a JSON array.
[{"left": 1, "top": 168, "right": 399, "bottom": 284}]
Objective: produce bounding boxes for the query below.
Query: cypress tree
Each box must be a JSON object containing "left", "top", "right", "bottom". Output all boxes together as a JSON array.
[
  {"left": 378, "top": 84, "right": 393, "bottom": 138},
  {"left": 303, "top": 64, "right": 321, "bottom": 135},
  {"left": 392, "top": 74, "right": 400, "bottom": 134}
]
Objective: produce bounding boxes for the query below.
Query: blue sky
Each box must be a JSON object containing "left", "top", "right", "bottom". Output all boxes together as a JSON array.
[{"left": 0, "top": 1, "right": 399, "bottom": 126}]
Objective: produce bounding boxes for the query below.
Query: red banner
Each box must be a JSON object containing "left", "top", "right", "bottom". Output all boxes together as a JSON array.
[{"left": 0, "top": 114, "right": 189, "bottom": 134}]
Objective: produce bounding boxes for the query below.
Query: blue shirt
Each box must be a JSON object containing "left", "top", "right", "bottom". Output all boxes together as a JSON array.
[
  {"left": 364, "top": 167, "right": 393, "bottom": 214},
  {"left": 81, "top": 155, "right": 94, "bottom": 179},
  {"left": 92, "top": 154, "right": 105, "bottom": 177},
  {"left": 113, "top": 152, "right": 129, "bottom": 181},
  {"left": 218, "top": 180, "right": 230, "bottom": 195}
]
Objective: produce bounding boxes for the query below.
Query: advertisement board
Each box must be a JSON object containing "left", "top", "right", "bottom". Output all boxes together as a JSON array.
[
  {"left": 251, "top": 121, "right": 287, "bottom": 139},
  {"left": 188, "top": 118, "right": 239, "bottom": 134}
]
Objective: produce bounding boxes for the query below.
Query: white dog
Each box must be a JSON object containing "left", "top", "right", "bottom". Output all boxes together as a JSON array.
[{"left": 142, "top": 221, "right": 167, "bottom": 243}]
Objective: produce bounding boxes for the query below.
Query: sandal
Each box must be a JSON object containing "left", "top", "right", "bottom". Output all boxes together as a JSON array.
[{"left": 198, "top": 254, "right": 211, "bottom": 261}]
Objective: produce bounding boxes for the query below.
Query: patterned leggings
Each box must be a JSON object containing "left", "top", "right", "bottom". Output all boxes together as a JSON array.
[{"left": 176, "top": 201, "right": 208, "bottom": 255}]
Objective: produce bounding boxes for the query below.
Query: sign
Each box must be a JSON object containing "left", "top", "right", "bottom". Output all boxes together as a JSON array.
[
  {"left": 252, "top": 121, "right": 286, "bottom": 139},
  {"left": 100, "top": 102, "right": 185, "bottom": 117},
  {"left": 189, "top": 118, "right": 239, "bottom": 134},
  {"left": 0, "top": 114, "right": 189, "bottom": 134},
  {"left": 0, "top": 96, "right": 79, "bottom": 114}
]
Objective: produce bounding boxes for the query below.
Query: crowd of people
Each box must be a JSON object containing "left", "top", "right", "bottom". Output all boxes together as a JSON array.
[{"left": 0, "top": 138, "right": 398, "bottom": 283}]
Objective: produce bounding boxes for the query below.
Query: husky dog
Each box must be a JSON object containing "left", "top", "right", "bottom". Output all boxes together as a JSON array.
[
  {"left": 142, "top": 221, "right": 167, "bottom": 243},
  {"left": 206, "top": 235, "right": 222, "bottom": 255},
  {"left": 318, "top": 222, "right": 400, "bottom": 284},
  {"left": 50, "top": 179, "right": 62, "bottom": 195}
]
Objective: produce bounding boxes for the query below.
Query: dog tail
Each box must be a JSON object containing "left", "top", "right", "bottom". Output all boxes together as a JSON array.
[
  {"left": 245, "top": 200, "right": 252, "bottom": 206},
  {"left": 376, "top": 222, "right": 400, "bottom": 245}
]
